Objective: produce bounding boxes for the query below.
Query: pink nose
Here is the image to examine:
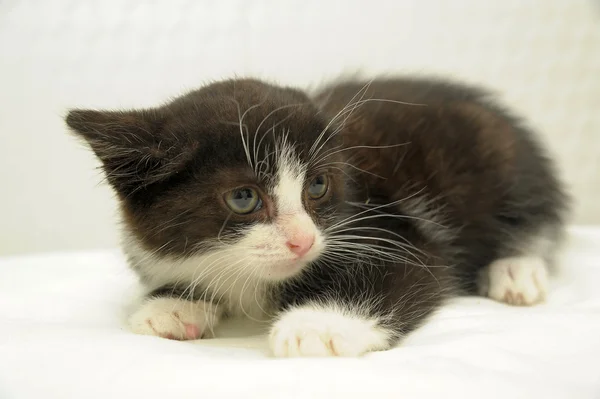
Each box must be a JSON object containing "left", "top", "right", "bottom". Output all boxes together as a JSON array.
[{"left": 286, "top": 235, "right": 315, "bottom": 257}]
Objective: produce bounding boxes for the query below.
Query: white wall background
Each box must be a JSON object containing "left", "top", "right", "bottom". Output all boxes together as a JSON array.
[{"left": 1, "top": 0, "right": 599, "bottom": 256}]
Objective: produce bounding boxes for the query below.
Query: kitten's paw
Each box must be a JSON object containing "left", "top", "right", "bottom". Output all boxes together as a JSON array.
[
  {"left": 128, "top": 297, "right": 219, "bottom": 340},
  {"left": 478, "top": 256, "right": 548, "bottom": 306},
  {"left": 269, "top": 304, "right": 390, "bottom": 357}
]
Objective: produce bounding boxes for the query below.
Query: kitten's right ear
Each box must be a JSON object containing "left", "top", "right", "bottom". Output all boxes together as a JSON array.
[{"left": 66, "top": 108, "right": 197, "bottom": 196}]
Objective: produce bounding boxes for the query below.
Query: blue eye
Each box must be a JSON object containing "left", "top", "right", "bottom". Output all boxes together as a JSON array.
[
  {"left": 225, "top": 188, "right": 262, "bottom": 214},
  {"left": 307, "top": 175, "right": 329, "bottom": 199}
]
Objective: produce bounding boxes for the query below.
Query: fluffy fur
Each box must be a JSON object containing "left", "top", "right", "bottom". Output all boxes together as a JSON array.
[{"left": 66, "top": 76, "right": 569, "bottom": 357}]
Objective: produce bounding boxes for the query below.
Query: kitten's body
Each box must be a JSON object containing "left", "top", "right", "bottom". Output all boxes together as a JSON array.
[{"left": 67, "top": 77, "right": 568, "bottom": 356}]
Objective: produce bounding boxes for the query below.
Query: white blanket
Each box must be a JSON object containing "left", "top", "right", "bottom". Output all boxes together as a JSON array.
[{"left": 1, "top": 227, "right": 599, "bottom": 399}]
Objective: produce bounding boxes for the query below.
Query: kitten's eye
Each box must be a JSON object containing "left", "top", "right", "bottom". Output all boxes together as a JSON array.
[
  {"left": 307, "top": 175, "right": 329, "bottom": 199},
  {"left": 225, "top": 188, "right": 262, "bottom": 214}
]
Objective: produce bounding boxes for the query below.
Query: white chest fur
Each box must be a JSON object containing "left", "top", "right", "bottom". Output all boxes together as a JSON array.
[{"left": 123, "top": 233, "right": 273, "bottom": 320}]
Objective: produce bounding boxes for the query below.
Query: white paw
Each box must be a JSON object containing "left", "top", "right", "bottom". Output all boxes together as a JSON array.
[
  {"left": 478, "top": 256, "right": 548, "bottom": 306},
  {"left": 269, "top": 304, "right": 390, "bottom": 357},
  {"left": 128, "top": 297, "right": 219, "bottom": 340}
]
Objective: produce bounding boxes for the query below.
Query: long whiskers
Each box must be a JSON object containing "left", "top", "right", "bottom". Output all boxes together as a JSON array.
[
  {"left": 326, "top": 188, "right": 427, "bottom": 231},
  {"left": 311, "top": 142, "right": 411, "bottom": 169},
  {"left": 308, "top": 80, "right": 373, "bottom": 158},
  {"left": 309, "top": 79, "right": 426, "bottom": 166},
  {"left": 230, "top": 97, "right": 263, "bottom": 170},
  {"left": 309, "top": 84, "right": 372, "bottom": 163}
]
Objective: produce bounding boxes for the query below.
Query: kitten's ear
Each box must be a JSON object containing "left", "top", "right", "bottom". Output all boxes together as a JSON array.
[{"left": 66, "top": 109, "right": 196, "bottom": 195}]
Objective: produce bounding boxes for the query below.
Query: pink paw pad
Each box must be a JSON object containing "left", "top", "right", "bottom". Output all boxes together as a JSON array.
[{"left": 184, "top": 323, "right": 200, "bottom": 339}]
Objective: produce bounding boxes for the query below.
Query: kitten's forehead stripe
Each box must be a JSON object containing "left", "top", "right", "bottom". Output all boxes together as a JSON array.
[{"left": 273, "top": 141, "right": 306, "bottom": 215}]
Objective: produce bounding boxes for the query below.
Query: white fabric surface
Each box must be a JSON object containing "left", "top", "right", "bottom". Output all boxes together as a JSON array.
[{"left": 1, "top": 227, "right": 600, "bottom": 399}]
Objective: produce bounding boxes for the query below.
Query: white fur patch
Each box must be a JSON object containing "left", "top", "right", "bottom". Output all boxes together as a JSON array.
[
  {"left": 128, "top": 297, "right": 221, "bottom": 340},
  {"left": 269, "top": 302, "right": 391, "bottom": 357},
  {"left": 270, "top": 149, "right": 325, "bottom": 264},
  {"left": 478, "top": 256, "right": 549, "bottom": 306},
  {"left": 124, "top": 236, "right": 273, "bottom": 319},
  {"left": 273, "top": 145, "right": 306, "bottom": 215}
]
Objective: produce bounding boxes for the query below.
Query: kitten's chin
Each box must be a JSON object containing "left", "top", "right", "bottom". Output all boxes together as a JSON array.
[
  {"left": 261, "top": 260, "right": 311, "bottom": 282},
  {"left": 259, "top": 246, "right": 323, "bottom": 282}
]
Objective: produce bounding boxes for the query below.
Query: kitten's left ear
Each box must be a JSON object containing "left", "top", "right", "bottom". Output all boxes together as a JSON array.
[{"left": 66, "top": 108, "right": 197, "bottom": 195}]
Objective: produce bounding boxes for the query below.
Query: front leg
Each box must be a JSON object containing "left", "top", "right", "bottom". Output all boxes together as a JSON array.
[
  {"left": 269, "top": 301, "right": 393, "bottom": 357},
  {"left": 269, "top": 259, "right": 449, "bottom": 357},
  {"left": 128, "top": 286, "right": 222, "bottom": 340}
]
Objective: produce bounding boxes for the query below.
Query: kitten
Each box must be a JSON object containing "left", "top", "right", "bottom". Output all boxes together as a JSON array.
[{"left": 66, "top": 77, "right": 569, "bottom": 357}]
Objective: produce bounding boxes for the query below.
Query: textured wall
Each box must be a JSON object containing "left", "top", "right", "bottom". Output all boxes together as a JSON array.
[{"left": 1, "top": 0, "right": 599, "bottom": 255}]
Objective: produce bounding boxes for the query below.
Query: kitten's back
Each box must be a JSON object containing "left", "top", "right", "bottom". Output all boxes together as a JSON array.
[{"left": 314, "top": 77, "right": 569, "bottom": 291}]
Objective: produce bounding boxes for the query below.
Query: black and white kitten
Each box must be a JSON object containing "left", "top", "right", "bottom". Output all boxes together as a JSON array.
[{"left": 66, "top": 77, "right": 568, "bottom": 357}]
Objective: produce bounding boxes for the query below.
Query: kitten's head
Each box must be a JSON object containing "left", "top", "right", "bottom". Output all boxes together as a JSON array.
[{"left": 66, "top": 79, "right": 348, "bottom": 283}]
